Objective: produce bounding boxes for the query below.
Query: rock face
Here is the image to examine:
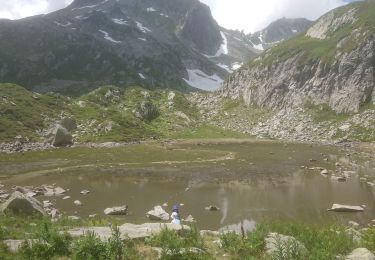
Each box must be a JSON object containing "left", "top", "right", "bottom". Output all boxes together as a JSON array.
[
  {"left": 248, "top": 17, "right": 312, "bottom": 50},
  {"left": 328, "top": 204, "right": 364, "bottom": 212},
  {"left": 146, "top": 206, "right": 169, "bottom": 221},
  {"left": 346, "top": 248, "right": 375, "bottom": 260},
  {"left": 104, "top": 205, "right": 128, "bottom": 215},
  {"left": 221, "top": 2, "right": 374, "bottom": 114},
  {"left": 46, "top": 125, "right": 73, "bottom": 147},
  {"left": 0, "top": 191, "right": 46, "bottom": 216},
  {"left": 181, "top": 3, "right": 221, "bottom": 56}
]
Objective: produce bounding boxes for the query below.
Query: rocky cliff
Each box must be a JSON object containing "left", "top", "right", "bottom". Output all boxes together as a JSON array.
[
  {"left": 222, "top": 1, "right": 374, "bottom": 114},
  {"left": 190, "top": 1, "right": 375, "bottom": 143}
]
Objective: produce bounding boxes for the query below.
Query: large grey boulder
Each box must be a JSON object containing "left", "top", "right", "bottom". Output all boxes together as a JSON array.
[
  {"left": 46, "top": 124, "right": 73, "bottom": 147},
  {"left": 346, "top": 248, "right": 375, "bottom": 260},
  {"left": 146, "top": 206, "right": 169, "bottom": 221},
  {"left": 0, "top": 191, "right": 46, "bottom": 216},
  {"left": 104, "top": 206, "right": 128, "bottom": 216},
  {"left": 328, "top": 204, "right": 364, "bottom": 212},
  {"left": 66, "top": 223, "right": 188, "bottom": 241}
]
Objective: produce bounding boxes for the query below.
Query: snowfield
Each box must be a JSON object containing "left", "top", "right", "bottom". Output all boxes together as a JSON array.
[
  {"left": 112, "top": 18, "right": 128, "bottom": 25},
  {"left": 99, "top": 30, "right": 121, "bottom": 43},
  {"left": 215, "top": 32, "right": 229, "bottom": 57},
  {"left": 136, "top": 21, "right": 152, "bottom": 33},
  {"left": 183, "top": 69, "right": 223, "bottom": 91}
]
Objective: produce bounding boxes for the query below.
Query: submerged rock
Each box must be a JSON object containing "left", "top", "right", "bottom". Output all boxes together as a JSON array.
[
  {"left": 146, "top": 206, "right": 169, "bottom": 221},
  {"left": 0, "top": 191, "right": 46, "bottom": 216},
  {"left": 104, "top": 206, "right": 128, "bottom": 216},
  {"left": 328, "top": 204, "right": 364, "bottom": 212}
]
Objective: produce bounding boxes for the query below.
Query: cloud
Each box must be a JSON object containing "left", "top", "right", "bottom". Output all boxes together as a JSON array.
[
  {"left": 0, "top": 0, "right": 353, "bottom": 33},
  {"left": 0, "top": 0, "right": 73, "bottom": 20},
  {"left": 201, "top": 0, "right": 351, "bottom": 33}
]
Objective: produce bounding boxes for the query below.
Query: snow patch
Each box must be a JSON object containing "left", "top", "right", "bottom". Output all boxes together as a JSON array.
[
  {"left": 138, "top": 73, "right": 146, "bottom": 79},
  {"left": 217, "top": 63, "right": 232, "bottom": 73},
  {"left": 160, "top": 13, "right": 169, "bottom": 18},
  {"left": 135, "top": 21, "right": 152, "bottom": 33},
  {"left": 183, "top": 69, "right": 223, "bottom": 91},
  {"left": 147, "top": 7, "right": 156, "bottom": 12},
  {"left": 138, "top": 38, "right": 147, "bottom": 41},
  {"left": 112, "top": 18, "right": 128, "bottom": 25},
  {"left": 231, "top": 62, "right": 242, "bottom": 70},
  {"left": 72, "top": 0, "right": 109, "bottom": 11},
  {"left": 75, "top": 15, "right": 88, "bottom": 20},
  {"left": 292, "top": 29, "right": 297, "bottom": 33},
  {"left": 99, "top": 30, "right": 121, "bottom": 43},
  {"left": 215, "top": 31, "right": 228, "bottom": 57},
  {"left": 54, "top": 21, "right": 72, "bottom": 27}
]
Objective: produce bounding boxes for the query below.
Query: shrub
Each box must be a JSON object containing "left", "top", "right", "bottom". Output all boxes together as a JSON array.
[
  {"left": 72, "top": 231, "right": 108, "bottom": 260},
  {"left": 19, "top": 220, "right": 72, "bottom": 259}
]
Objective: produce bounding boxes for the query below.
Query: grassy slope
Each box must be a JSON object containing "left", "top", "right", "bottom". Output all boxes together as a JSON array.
[
  {"left": 0, "top": 84, "right": 68, "bottom": 141},
  {"left": 0, "top": 84, "right": 249, "bottom": 143}
]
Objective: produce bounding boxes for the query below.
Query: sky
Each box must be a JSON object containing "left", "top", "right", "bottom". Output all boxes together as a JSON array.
[{"left": 0, "top": 0, "right": 355, "bottom": 33}]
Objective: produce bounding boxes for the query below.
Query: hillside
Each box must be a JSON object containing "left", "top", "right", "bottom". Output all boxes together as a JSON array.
[
  {"left": 0, "top": 0, "right": 258, "bottom": 95},
  {"left": 190, "top": 0, "right": 375, "bottom": 143}
]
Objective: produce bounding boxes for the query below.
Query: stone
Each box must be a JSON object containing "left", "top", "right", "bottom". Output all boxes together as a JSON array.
[
  {"left": 321, "top": 169, "right": 329, "bottom": 175},
  {"left": 104, "top": 206, "right": 128, "bottom": 216},
  {"left": 328, "top": 204, "right": 364, "bottom": 212},
  {"left": 80, "top": 190, "right": 90, "bottom": 195},
  {"left": 68, "top": 216, "right": 81, "bottom": 221},
  {"left": 346, "top": 248, "right": 375, "bottom": 260},
  {"left": 4, "top": 239, "right": 39, "bottom": 253},
  {"left": 74, "top": 200, "right": 82, "bottom": 206},
  {"left": 66, "top": 223, "right": 189, "bottom": 241},
  {"left": 62, "top": 196, "right": 71, "bottom": 200},
  {"left": 183, "top": 214, "right": 196, "bottom": 223},
  {"left": 205, "top": 205, "right": 220, "bottom": 211},
  {"left": 265, "top": 232, "right": 306, "bottom": 256},
  {"left": 0, "top": 191, "right": 46, "bottom": 216},
  {"left": 44, "top": 186, "right": 66, "bottom": 196},
  {"left": 348, "top": 221, "right": 360, "bottom": 228},
  {"left": 146, "top": 206, "right": 169, "bottom": 221},
  {"left": 46, "top": 124, "right": 73, "bottom": 147}
]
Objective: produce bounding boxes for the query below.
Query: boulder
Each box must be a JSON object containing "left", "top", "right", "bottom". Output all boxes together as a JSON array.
[
  {"left": 328, "top": 204, "right": 364, "bottom": 212},
  {"left": 66, "top": 223, "right": 189, "bottom": 241},
  {"left": 346, "top": 248, "right": 375, "bottom": 260},
  {"left": 74, "top": 200, "right": 82, "bottom": 206},
  {"left": 321, "top": 169, "right": 329, "bottom": 175},
  {"left": 183, "top": 214, "right": 196, "bottom": 223},
  {"left": 104, "top": 206, "right": 128, "bottom": 216},
  {"left": 0, "top": 191, "right": 46, "bottom": 216},
  {"left": 265, "top": 232, "right": 306, "bottom": 256},
  {"left": 146, "top": 206, "right": 169, "bottom": 221},
  {"left": 205, "top": 205, "right": 220, "bottom": 211},
  {"left": 60, "top": 117, "right": 77, "bottom": 132},
  {"left": 46, "top": 124, "right": 73, "bottom": 147}
]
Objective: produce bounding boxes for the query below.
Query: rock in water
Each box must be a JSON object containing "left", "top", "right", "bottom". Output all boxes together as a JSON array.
[
  {"left": 0, "top": 191, "right": 46, "bottom": 216},
  {"left": 328, "top": 204, "right": 364, "bottom": 212},
  {"left": 146, "top": 206, "right": 169, "bottom": 221},
  {"left": 104, "top": 206, "right": 128, "bottom": 216},
  {"left": 346, "top": 248, "right": 375, "bottom": 260},
  {"left": 205, "top": 205, "right": 220, "bottom": 211}
]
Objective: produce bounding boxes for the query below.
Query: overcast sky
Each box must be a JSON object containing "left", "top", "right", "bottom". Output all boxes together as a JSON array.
[{"left": 0, "top": 0, "right": 355, "bottom": 33}]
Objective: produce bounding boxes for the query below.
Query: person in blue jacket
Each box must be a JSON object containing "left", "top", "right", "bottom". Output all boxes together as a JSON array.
[{"left": 171, "top": 203, "right": 181, "bottom": 225}]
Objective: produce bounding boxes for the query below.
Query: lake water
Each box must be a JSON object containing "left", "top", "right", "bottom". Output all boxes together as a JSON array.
[{"left": 1, "top": 140, "right": 374, "bottom": 231}]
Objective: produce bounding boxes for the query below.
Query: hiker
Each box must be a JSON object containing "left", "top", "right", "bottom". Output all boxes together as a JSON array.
[{"left": 171, "top": 203, "right": 181, "bottom": 225}]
